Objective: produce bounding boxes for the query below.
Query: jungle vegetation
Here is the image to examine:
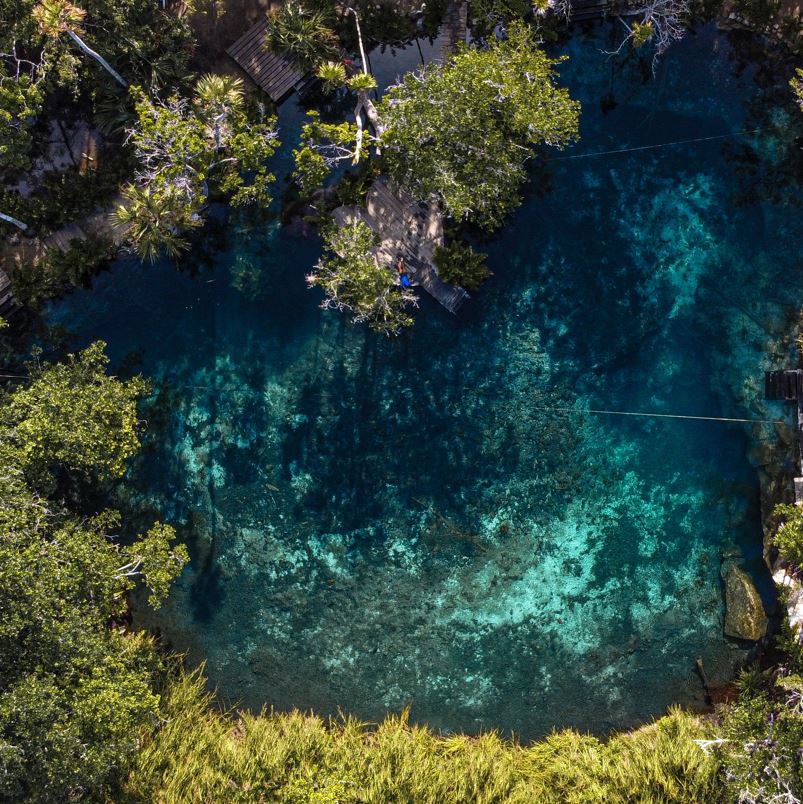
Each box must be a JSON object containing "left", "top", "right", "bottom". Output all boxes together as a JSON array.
[{"left": 2, "top": 0, "right": 803, "bottom": 800}]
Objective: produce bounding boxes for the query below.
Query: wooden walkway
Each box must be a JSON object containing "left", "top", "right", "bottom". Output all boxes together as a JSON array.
[
  {"left": 765, "top": 369, "right": 803, "bottom": 401},
  {"left": 226, "top": 18, "right": 311, "bottom": 104},
  {"left": 440, "top": 0, "right": 469, "bottom": 57},
  {"left": 0, "top": 268, "right": 15, "bottom": 317},
  {"left": 568, "top": 0, "right": 612, "bottom": 20},
  {"left": 332, "top": 178, "right": 469, "bottom": 314}
]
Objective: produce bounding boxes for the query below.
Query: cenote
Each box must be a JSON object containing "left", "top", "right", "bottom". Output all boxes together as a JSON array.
[{"left": 45, "top": 23, "right": 803, "bottom": 740}]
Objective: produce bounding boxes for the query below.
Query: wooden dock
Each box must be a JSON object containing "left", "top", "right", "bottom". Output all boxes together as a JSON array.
[
  {"left": 568, "top": 0, "right": 612, "bottom": 20},
  {"left": 226, "top": 18, "right": 311, "bottom": 104},
  {"left": 332, "top": 178, "right": 469, "bottom": 314},
  {"left": 765, "top": 369, "right": 803, "bottom": 401}
]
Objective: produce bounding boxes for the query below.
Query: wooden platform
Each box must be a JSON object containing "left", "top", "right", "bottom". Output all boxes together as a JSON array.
[
  {"left": 42, "top": 222, "right": 86, "bottom": 254},
  {"left": 568, "top": 0, "right": 612, "bottom": 21},
  {"left": 0, "top": 268, "right": 16, "bottom": 318},
  {"left": 332, "top": 178, "right": 469, "bottom": 315},
  {"left": 226, "top": 18, "right": 310, "bottom": 104},
  {"left": 765, "top": 370, "right": 803, "bottom": 401}
]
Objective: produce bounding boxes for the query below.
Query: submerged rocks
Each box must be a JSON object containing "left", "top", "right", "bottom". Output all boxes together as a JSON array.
[{"left": 722, "top": 562, "right": 768, "bottom": 641}]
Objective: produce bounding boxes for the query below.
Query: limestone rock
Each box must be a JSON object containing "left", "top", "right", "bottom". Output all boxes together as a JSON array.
[{"left": 723, "top": 564, "right": 768, "bottom": 641}]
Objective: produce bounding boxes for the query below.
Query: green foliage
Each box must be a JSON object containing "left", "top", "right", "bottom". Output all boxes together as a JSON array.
[
  {"left": 307, "top": 220, "right": 417, "bottom": 335},
  {"left": 772, "top": 502, "right": 803, "bottom": 568},
  {"left": 717, "top": 671, "right": 803, "bottom": 802},
  {"left": 264, "top": 1, "right": 339, "bottom": 69},
  {"left": 469, "top": 0, "right": 532, "bottom": 37},
  {"left": 380, "top": 22, "right": 580, "bottom": 229},
  {"left": 0, "top": 342, "right": 187, "bottom": 802},
  {"left": 3, "top": 341, "right": 148, "bottom": 488},
  {"left": 434, "top": 241, "right": 492, "bottom": 292},
  {"left": 792, "top": 67, "right": 803, "bottom": 111},
  {"left": 0, "top": 76, "right": 43, "bottom": 170},
  {"left": 632, "top": 21, "right": 655, "bottom": 49},
  {"left": 124, "top": 673, "right": 721, "bottom": 803},
  {"left": 118, "top": 79, "right": 278, "bottom": 261},
  {"left": 317, "top": 60, "right": 347, "bottom": 91},
  {"left": 112, "top": 183, "right": 202, "bottom": 263},
  {"left": 293, "top": 109, "right": 358, "bottom": 194},
  {"left": 346, "top": 71, "right": 378, "bottom": 92}
]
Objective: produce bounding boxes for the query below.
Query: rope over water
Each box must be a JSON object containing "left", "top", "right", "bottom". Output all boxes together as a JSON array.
[
  {"left": 549, "top": 128, "right": 763, "bottom": 161},
  {"left": 532, "top": 405, "right": 784, "bottom": 425}
]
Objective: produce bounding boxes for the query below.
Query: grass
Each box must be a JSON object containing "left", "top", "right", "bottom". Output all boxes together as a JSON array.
[{"left": 122, "top": 669, "right": 723, "bottom": 803}]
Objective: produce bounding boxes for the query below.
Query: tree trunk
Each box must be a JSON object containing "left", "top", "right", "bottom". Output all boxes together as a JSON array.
[
  {"left": 0, "top": 212, "right": 28, "bottom": 231},
  {"left": 67, "top": 29, "right": 128, "bottom": 88}
]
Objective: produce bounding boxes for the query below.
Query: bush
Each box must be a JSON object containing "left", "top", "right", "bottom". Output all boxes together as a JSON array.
[
  {"left": 435, "top": 241, "right": 492, "bottom": 292},
  {"left": 772, "top": 503, "right": 803, "bottom": 569}
]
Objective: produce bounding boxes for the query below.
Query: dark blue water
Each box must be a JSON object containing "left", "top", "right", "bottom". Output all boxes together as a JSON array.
[{"left": 46, "top": 25, "right": 803, "bottom": 738}]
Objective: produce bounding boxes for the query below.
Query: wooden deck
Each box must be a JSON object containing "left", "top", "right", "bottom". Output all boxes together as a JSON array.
[
  {"left": 765, "top": 369, "right": 803, "bottom": 401},
  {"left": 226, "top": 18, "right": 311, "bottom": 104},
  {"left": 332, "top": 178, "right": 470, "bottom": 315},
  {"left": 0, "top": 268, "right": 16, "bottom": 318},
  {"left": 568, "top": 0, "right": 612, "bottom": 21}
]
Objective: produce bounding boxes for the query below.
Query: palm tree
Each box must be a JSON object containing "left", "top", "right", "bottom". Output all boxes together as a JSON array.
[
  {"left": 195, "top": 74, "right": 245, "bottom": 116},
  {"left": 264, "top": 2, "right": 339, "bottom": 69},
  {"left": 33, "top": 0, "right": 128, "bottom": 87},
  {"left": 111, "top": 185, "right": 201, "bottom": 263},
  {"left": 193, "top": 74, "right": 246, "bottom": 150}
]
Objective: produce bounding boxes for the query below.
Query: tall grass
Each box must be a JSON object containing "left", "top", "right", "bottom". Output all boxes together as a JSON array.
[{"left": 122, "top": 670, "right": 723, "bottom": 803}]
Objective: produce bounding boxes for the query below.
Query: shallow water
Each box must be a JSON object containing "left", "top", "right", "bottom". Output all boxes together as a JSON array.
[{"left": 46, "top": 24, "right": 803, "bottom": 738}]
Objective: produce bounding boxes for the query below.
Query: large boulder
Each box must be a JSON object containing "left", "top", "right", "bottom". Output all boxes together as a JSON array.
[{"left": 723, "top": 563, "right": 768, "bottom": 641}]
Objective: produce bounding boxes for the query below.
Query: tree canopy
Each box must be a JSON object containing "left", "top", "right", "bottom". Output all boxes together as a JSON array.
[
  {"left": 0, "top": 342, "right": 187, "bottom": 802},
  {"left": 295, "top": 23, "right": 579, "bottom": 231},
  {"left": 113, "top": 76, "right": 279, "bottom": 261},
  {"left": 307, "top": 221, "right": 418, "bottom": 335},
  {"left": 379, "top": 23, "right": 579, "bottom": 229}
]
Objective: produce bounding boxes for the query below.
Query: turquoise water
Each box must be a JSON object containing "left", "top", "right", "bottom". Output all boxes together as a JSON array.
[{"left": 46, "top": 25, "right": 803, "bottom": 738}]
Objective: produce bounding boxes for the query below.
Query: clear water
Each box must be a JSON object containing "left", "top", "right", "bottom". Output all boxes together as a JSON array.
[{"left": 45, "top": 24, "right": 803, "bottom": 738}]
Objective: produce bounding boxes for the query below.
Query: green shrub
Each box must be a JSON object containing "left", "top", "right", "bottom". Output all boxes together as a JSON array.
[
  {"left": 772, "top": 502, "right": 803, "bottom": 569},
  {"left": 435, "top": 241, "right": 492, "bottom": 292}
]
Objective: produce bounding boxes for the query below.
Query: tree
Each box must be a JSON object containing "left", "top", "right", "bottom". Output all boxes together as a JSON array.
[
  {"left": 295, "top": 22, "right": 579, "bottom": 230},
  {"left": 379, "top": 23, "right": 579, "bottom": 229},
  {"left": 33, "top": 0, "right": 128, "bottom": 87},
  {"left": 0, "top": 341, "right": 188, "bottom": 802},
  {"left": 307, "top": 221, "right": 418, "bottom": 335},
  {"left": 434, "top": 242, "right": 492, "bottom": 292},
  {"left": 0, "top": 75, "right": 44, "bottom": 170},
  {"left": 111, "top": 183, "right": 203, "bottom": 263},
  {"left": 610, "top": 0, "right": 690, "bottom": 67},
  {"left": 264, "top": 1, "right": 339, "bottom": 69},
  {"left": 4, "top": 341, "right": 148, "bottom": 490},
  {"left": 115, "top": 78, "right": 279, "bottom": 261}
]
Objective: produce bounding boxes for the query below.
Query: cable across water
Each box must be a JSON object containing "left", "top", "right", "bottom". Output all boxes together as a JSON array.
[
  {"left": 548, "top": 128, "right": 763, "bottom": 161},
  {"left": 532, "top": 405, "right": 785, "bottom": 425}
]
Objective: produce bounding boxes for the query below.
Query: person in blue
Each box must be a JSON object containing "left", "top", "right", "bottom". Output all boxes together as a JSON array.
[{"left": 396, "top": 256, "right": 412, "bottom": 288}]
